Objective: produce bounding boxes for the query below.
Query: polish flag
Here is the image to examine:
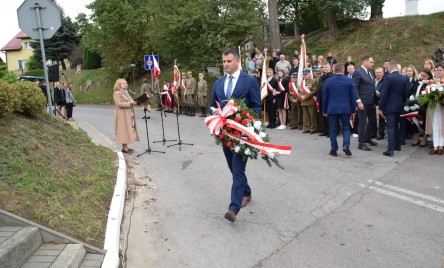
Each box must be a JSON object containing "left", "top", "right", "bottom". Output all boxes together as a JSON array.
[{"left": 153, "top": 54, "right": 160, "bottom": 78}]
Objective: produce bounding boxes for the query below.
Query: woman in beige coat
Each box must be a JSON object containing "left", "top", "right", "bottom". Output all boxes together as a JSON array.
[{"left": 113, "top": 79, "right": 140, "bottom": 153}]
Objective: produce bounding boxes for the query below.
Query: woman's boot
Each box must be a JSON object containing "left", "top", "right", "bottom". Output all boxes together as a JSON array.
[
  {"left": 412, "top": 133, "right": 420, "bottom": 146},
  {"left": 419, "top": 134, "right": 428, "bottom": 147}
]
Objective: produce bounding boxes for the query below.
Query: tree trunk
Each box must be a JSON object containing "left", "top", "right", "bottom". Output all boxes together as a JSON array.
[
  {"left": 370, "top": 0, "right": 384, "bottom": 19},
  {"left": 293, "top": 1, "right": 300, "bottom": 36},
  {"left": 268, "top": 0, "right": 281, "bottom": 50},
  {"left": 60, "top": 60, "right": 67, "bottom": 71},
  {"left": 325, "top": 11, "right": 338, "bottom": 37}
]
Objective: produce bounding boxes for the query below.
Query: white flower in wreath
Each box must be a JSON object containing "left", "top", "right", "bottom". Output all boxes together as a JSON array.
[
  {"left": 404, "top": 106, "right": 410, "bottom": 112},
  {"left": 245, "top": 148, "right": 251, "bottom": 155},
  {"left": 234, "top": 146, "right": 241, "bottom": 153},
  {"left": 253, "top": 121, "right": 262, "bottom": 130},
  {"left": 409, "top": 95, "right": 415, "bottom": 101},
  {"left": 438, "top": 87, "right": 444, "bottom": 92},
  {"left": 414, "top": 104, "right": 420, "bottom": 110},
  {"left": 247, "top": 126, "right": 255, "bottom": 133},
  {"left": 259, "top": 131, "right": 266, "bottom": 138},
  {"left": 431, "top": 86, "right": 437, "bottom": 92},
  {"left": 410, "top": 106, "right": 416, "bottom": 111},
  {"left": 268, "top": 153, "right": 275, "bottom": 159}
]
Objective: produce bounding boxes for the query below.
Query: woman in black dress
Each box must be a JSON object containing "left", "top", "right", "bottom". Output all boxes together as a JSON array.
[{"left": 274, "top": 69, "right": 289, "bottom": 130}]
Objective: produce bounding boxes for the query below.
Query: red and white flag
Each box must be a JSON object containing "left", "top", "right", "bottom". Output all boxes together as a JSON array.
[
  {"left": 173, "top": 65, "right": 180, "bottom": 95},
  {"left": 153, "top": 53, "right": 161, "bottom": 78}
]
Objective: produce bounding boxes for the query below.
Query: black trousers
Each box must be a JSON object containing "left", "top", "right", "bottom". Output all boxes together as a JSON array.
[
  {"left": 66, "top": 103, "right": 74, "bottom": 119},
  {"left": 357, "top": 104, "right": 377, "bottom": 145}
]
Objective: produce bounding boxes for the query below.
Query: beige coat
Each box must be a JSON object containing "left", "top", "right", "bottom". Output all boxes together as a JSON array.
[
  {"left": 114, "top": 91, "right": 140, "bottom": 144},
  {"left": 425, "top": 104, "right": 444, "bottom": 135}
]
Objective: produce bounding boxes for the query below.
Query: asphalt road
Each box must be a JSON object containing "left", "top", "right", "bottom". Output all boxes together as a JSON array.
[{"left": 74, "top": 105, "right": 444, "bottom": 268}]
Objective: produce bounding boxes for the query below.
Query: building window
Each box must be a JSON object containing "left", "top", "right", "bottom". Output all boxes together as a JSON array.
[
  {"left": 24, "top": 42, "right": 33, "bottom": 49},
  {"left": 18, "top": 60, "right": 27, "bottom": 70}
]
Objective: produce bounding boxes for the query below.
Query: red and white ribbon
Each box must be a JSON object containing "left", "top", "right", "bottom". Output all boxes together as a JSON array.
[{"left": 204, "top": 100, "right": 292, "bottom": 156}]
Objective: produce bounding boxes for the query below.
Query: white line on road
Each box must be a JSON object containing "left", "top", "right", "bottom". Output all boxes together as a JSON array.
[
  {"left": 369, "top": 186, "right": 444, "bottom": 213},
  {"left": 374, "top": 181, "right": 444, "bottom": 205}
]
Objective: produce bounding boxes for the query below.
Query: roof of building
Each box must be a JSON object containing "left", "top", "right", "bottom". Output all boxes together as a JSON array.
[{"left": 1, "top": 31, "right": 31, "bottom": 51}]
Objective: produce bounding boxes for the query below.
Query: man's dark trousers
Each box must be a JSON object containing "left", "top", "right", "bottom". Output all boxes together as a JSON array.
[
  {"left": 385, "top": 113, "right": 401, "bottom": 151},
  {"left": 223, "top": 145, "right": 251, "bottom": 214},
  {"left": 358, "top": 104, "right": 377, "bottom": 145},
  {"left": 328, "top": 114, "right": 351, "bottom": 152}
]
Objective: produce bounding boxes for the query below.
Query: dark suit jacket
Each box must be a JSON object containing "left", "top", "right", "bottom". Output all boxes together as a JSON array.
[
  {"left": 323, "top": 74, "right": 356, "bottom": 115},
  {"left": 379, "top": 71, "right": 410, "bottom": 114},
  {"left": 210, "top": 71, "right": 262, "bottom": 115},
  {"left": 353, "top": 66, "right": 376, "bottom": 105}
]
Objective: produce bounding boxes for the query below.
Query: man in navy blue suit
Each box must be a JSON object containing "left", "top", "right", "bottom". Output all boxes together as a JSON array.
[
  {"left": 210, "top": 48, "right": 262, "bottom": 222},
  {"left": 323, "top": 63, "right": 356, "bottom": 157},
  {"left": 379, "top": 61, "right": 410, "bottom": 157},
  {"left": 353, "top": 55, "right": 378, "bottom": 151}
]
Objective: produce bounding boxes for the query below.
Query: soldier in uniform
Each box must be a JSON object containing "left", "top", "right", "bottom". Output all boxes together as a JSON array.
[
  {"left": 300, "top": 69, "right": 318, "bottom": 133},
  {"left": 181, "top": 72, "right": 188, "bottom": 115},
  {"left": 197, "top": 72, "right": 208, "bottom": 117},
  {"left": 186, "top": 71, "right": 196, "bottom": 116},
  {"left": 288, "top": 73, "right": 301, "bottom": 130},
  {"left": 140, "top": 79, "right": 152, "bottom": 119}
]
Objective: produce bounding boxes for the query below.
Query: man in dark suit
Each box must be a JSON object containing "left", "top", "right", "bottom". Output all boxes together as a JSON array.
[
  {"left": 379, "top": 61, "right": 410, "bottom": 157},
  {"left": 210, "top": 48, "right": 262, "bottom": 222},
  {"left": 353, "top": 55, "right": 377, "bottom": 151},
  {"left": 323, "top": 63, "right": 356, "bottom": 157}
]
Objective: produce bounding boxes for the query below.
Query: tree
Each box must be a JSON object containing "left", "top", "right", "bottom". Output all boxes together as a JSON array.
[
  {"left": 31, "top": 15, "right": 80, "bottom": 70},
  {"left": 268, "top": 0, "right": 282, "bottom": 50},
  {"left": 370, "top": 0, "right": 384, "bottom": 19}
]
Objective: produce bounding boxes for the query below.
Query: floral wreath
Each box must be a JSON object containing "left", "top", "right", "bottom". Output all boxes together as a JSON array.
[
  {"left": 204, "top": 98, "right": 291, "bottom": 168},
  {"left": 418, "top": 79, "right": 444, "bottom": 109}
]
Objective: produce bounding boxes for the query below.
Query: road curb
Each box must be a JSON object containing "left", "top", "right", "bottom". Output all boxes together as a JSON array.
[{"left": 102, "top": 151, "right": 127, "bottom": 268}]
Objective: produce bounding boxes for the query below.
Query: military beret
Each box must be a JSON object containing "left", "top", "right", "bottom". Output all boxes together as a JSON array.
[{"left": 303, "top": 69, "right": 311, "bottom": 75}]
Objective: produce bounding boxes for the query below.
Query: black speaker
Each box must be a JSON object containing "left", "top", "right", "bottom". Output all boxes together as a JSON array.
[{"left": 48, "top": 64, "right": 59, "bottom": 82}]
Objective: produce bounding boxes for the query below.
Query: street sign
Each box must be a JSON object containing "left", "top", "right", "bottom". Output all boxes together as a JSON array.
[
  {"left": 17, "top": 0, "right": 61, "bottom": 40},
  {"left": 144, "top": 55, "right": 159, "bottom": 71}
]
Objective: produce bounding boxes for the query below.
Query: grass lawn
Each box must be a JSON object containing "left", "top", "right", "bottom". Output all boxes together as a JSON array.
[{"left": 0, "top": 112, "right": 117, "bottom": 248}]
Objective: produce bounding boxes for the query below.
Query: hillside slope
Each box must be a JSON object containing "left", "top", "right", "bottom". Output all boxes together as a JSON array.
[{"left": 288, "top": 12, "right": 444, "bottom": 68}]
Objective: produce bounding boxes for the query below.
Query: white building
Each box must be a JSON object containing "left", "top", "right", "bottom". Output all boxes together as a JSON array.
[{"left": 383, "top": 0, "right": 444, "bottom": 18}]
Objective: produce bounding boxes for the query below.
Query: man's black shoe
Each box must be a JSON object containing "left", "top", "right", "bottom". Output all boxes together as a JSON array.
[
  {"left": 376, "top": 135, "right": 384, "bottom": 140},
  {"left": 395, "top": 146, "right": 401, "bottom": 151},
  {"left": 319, "top": 132, "right": 328, "bottom": 136},
  {"left": 343, "top": 147, "right": 352, "bottom": 156},
  {"left": 329, "top": 150, "right": 338, "bottom": 157},
  {"left": 383, "top": 150, "right": 394, "bottom": 157},
  {"left": 401, "top": 140, "right": 406, "bottom": 145},
  {"left": 358, "top": 144, "right": 372, "bottom": 151},
  {"left": 366, "top": 140, "right": 378, "bottom": 146}
]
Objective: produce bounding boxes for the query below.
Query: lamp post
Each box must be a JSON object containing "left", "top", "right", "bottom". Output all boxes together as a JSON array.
[{"left": 130, "top": 63, "right": 136, "bottom": 95}]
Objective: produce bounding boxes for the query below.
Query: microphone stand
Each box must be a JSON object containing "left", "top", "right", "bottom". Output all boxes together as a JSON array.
[
  {"left": 167, "top": 104, "right": 193, "bottom": 151},
  {"left": 137, "top": 108, "right": 164, "bottom": 156},
  {"left": 153, "top": 92, "right": 176, "bottom": 146}
]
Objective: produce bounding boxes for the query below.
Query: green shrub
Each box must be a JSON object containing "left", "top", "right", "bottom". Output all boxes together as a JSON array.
[
  {"left": 14, "top": 81, "right": 46, "bottom": 117},
  {"left": 23, "top": 69, "right": 45, "bottom": 77},
  {"left": 0, "top": 80, "right": 21, "bottom": 116},
  {"left": 1, "top": 73, "right": 18, "bottom": 84}
]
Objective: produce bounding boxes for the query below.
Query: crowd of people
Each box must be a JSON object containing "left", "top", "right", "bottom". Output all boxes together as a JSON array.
[
  {"left": 245, "top": 47, "right": 444, "bottom": 157},
  {"left": 37, "top": 79, "right": 76, "bottom": 121}
]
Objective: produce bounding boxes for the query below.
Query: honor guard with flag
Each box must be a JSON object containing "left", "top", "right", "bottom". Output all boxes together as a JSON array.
[
  {"left": 288, "top": 72, "right": 302, "bottom": 130},
  {"left": 186, "top": 71, "right": 196, "bottom": 116},
  {"left": 197, "top": 72, "right": 208, "bottom": 117},
  {"left": 181, "top": 72, "right": 188, "bottom": 114},
  {"left": 300, "top": 69, "right": 318, "bottom": 133}
]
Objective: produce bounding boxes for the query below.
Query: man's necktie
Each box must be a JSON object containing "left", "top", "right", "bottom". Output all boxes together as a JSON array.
[
  {"left": 368, "top": 71, "right": 373, "bottom": 81},
  {"left": 226, "top": 76, "right": 233, "bottom": 99}
]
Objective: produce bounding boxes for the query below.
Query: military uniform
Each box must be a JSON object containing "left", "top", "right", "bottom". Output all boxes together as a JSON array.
[
  {"left": 186, "top": 72, "right": 196, "bottom": 116},
  {"left": 197, "top": 73, "right": 208, "bottom": 117},
  {"left": 300, "top": 77, "right": 318, "bottom": 133},
  {"left": 181, "top": 73, "right": 188, "bottom": 114},
  {"left": 288, "top": 75, "right": 302, "bottom": 130},
  {"left": 140, "top": 81, "right": 152, "bottom": 118}
]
